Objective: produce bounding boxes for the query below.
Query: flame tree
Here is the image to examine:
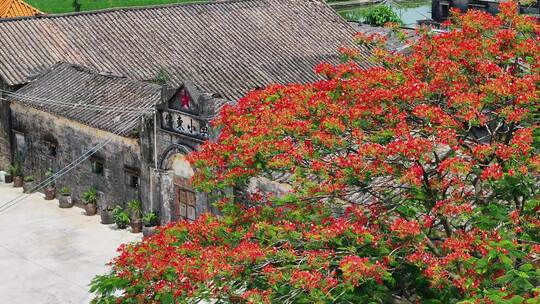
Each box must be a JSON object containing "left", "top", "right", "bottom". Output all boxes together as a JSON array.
[{"left": 91, "top": 4, "right": 540, "bottom": 303}]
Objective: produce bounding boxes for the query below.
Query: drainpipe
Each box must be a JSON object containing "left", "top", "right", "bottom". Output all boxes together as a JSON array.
[
  {"left": 154, "top": 108, "right": 158, "bottom": 169},
  {"left": 150, "top": 108, "right": 159, "bottom": 210}
]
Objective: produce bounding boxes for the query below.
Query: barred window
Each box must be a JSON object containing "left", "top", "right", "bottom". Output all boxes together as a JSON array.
[
  {"left": 124, "top": 167, "right": 139, "bottom": 189},
  {"left": 90, "top": 157, "right": 104, "bottom": 176}
]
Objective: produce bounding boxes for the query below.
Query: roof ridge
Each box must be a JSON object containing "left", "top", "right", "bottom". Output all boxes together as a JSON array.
[{"left": 0, "top": 0, "right": 276, "bottom": 23}]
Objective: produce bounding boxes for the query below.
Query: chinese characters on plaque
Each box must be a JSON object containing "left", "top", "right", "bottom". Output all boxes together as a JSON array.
[{"left": 162, "top": 111, "right": 208, "bottom": 139}]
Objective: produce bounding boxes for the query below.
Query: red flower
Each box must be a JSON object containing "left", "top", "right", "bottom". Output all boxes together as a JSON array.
[
  {"left": 480, "top": 163, "right": 504, "bottom": 180},
  {"left": 391, "top": 218, "right": 422, "bottom": 238}
]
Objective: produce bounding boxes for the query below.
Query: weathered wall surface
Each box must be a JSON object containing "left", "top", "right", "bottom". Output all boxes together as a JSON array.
[
  {"left": 136, "top": 84, "right": 224, "bottom": 223},
  {"left": 5, "top": 85, "right": 223, "bottom": 224},
  {"left": 140, "top": 117, "right": 208, "bottom": 223},
  {"left": 0, "top": 81, "right": 12, "bottom": 170},
  {"left": 10, "top": 103, "right": 141, "bottom": 208}
]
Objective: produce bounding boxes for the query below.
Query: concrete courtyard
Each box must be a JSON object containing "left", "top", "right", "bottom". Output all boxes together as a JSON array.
[{"left": 0, "top": 183, "right": 141, "bottom": 304}]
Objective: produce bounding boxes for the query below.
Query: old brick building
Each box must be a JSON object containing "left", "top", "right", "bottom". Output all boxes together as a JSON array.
[
  {"left": 0, "top": 0, "right": 372, "bottom": 222},
  {"left": 4, "top": 63, "right": 220, "bottom": 222}
]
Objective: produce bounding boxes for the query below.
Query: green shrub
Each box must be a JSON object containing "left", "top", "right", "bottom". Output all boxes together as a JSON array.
[
  {"left": 83, "top": 188, "right": 98, "bottom": 205},
  {"left": 9, "top": 163, "right": 21, "bottom": 177},
  {"left": 142, "top": 211, "right": 159, "bottom": 227},
  {"left": 60, "top": 186, "right": 70, "bottom": 196},
  {"left": 24, "top": 175, "right": 34, "bottom": 182},
  {"left": 127, "top": 199, "right": 142, "bottom": 219},
  {"left": 112, "top": 206, "right": 130, "bottom": 229},
  {"left": 363, "top": 6, "right": 401, "bottom": 26}
]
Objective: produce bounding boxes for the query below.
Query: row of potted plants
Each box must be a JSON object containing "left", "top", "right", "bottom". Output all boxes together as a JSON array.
[
  {"left": 7, "top": 165, "right": 57, "bottom": 200},
  {"left": 4, "top": 164, "right": 160, "bottom": 237},
  {"left": 66, "top": 187, "right": 159, "bottom": 237},
  {"left": 109, "top": 203, "right": 159, "bottom": 237}
]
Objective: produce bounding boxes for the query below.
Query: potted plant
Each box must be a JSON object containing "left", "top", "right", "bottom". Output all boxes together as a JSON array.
[
  {"left": 127, "top": 199, "right": 143, "bottom": 233},
  {"left": 112, "top": 206, "right": 130, "bottom": 229},
  {"left": 44, "top": 168, "right": 56, "bottom": 200},
  {"left": 100, "top": 205, "right": 116, "bottom": 225},
  {"left": 58, "top": 186, "right": 73, "bottom": 208},
  {"left": 82, "top": 187, "right": 98, "bottom": 216},
  {"left": 142, "top": 211, "right": 159, "bottom": 237},
  {"left": 23, "top": 175, "right": 35, "bottom": 193},
  {"left": 9, "top": 163, "right": 22, "bottom": 188}
]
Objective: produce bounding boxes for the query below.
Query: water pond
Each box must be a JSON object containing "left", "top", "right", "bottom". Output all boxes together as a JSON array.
[{"left": 337, "top": 0, "right": 432, "bottom": 27}]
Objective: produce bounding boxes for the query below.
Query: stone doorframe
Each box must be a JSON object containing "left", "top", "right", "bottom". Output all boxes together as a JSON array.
[
  {"left": 158, "top": 144, "right": 193, "bottom": 171},
  {"left": 158, "top": 144, "right": 202, "bottom": 222}
]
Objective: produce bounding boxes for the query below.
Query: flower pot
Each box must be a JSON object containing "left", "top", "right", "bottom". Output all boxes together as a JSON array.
[
  {"left": 44, "top": 187, "right": 56, "bottom": 200},
  {"left": 58, "top": 195, "right": 73, "bottom": 208},
  {"left": 131, "top": 219, "right": 142, "bottom": 233},
  {"left": 85, "top": 203, "right": 97, "bottom": 216},
  {"left": 100, "top": 209, "right": 115, "bottom": 224},
  {"left": 13, "top": 176, "right": 23, "bottom": 188},
  {"left": 4, "top": 175, "right": 12, "bottom": 184},
  {"left": 116, "top": 222, "right": 128, "bottom": 229},
  {"left": 130, "top": 210, "right": 142, "bottom": 221},
  {"left": 142, "top": 225, "right": 157, "bottom": 237},
  {"left": 23, "top": 181, "right": 35, "bottom": 193}
]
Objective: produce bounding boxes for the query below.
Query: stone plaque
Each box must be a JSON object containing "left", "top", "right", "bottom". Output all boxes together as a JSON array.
[{"left": 161, "top": 111, "right": 208, "bottom": 139}]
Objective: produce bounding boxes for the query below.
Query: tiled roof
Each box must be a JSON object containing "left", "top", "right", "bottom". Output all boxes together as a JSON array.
[
  {"left": 349, "top": 23, "right": 419, "bottom": 54},
  {"left": 6, "top": 63, "right": 161, "bottom": 136},
  {"left": 0, "top": 0, "right": 40, "bottom": 18},
  {"left": 0, "top": 0, "right": 372, "bottom": 100}
]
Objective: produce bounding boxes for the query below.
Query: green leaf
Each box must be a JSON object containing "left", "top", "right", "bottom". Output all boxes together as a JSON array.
[
  {"left": 500, "top": 254, "right": 513, "bottom": 266},
  {"left": 159, "top": 292, "right": 174, "bottom": 304},
  {"left": 509, "top": 295, "right": 525, "bottom": 304},
  {"left": 164, "top": 267, "right": 177, "bottom": 281}
]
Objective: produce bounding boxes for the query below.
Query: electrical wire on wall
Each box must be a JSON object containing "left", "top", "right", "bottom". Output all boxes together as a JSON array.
[
  {"left": 0, "top": 113, "right": 150, "bottom": 214},
  {"left": 0, "top": 91, "right": 155, "bottom": 215}
]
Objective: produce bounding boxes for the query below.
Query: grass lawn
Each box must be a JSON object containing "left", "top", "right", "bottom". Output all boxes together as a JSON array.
[{"left": 27, "top": 0, "right": 208, "bottom": 14}]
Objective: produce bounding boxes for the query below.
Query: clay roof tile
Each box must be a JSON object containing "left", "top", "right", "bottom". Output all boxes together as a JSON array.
[
  {"left": 0, "top": 0, "right": 40, "bottom": 18},
  {"left": 0, "top": 0, "right": 374, "bottom": 100}
]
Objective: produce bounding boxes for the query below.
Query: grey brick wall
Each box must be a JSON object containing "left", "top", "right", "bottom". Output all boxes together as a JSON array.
[{"left": 11, "top": 103, "right": 141, "bottom": 209}]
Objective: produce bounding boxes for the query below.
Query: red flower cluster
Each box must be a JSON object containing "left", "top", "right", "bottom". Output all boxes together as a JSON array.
[
  {"left": 390, "top": 218, "right": 422, "bottom": 238},
  {"left": 92, "top": 4, "right": 540, "bottom": 303}
]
